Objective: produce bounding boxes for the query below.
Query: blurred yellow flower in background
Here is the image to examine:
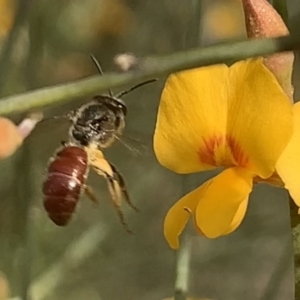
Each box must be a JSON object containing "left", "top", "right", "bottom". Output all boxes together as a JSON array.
[
  {"left": 94, "top": 0, "right": 135, "bottom": 38},
  {"left": 203, "top": 0, "right": 245, "bottom": 40},
  {"left": 0, "top": 0, "right": 14, "bottom": 38},
  {"left": 153, "top": 58, "right": 294, "bottom": 249},
  {"left": 0, "top": 272, "right": 9, "bottom": 300}
]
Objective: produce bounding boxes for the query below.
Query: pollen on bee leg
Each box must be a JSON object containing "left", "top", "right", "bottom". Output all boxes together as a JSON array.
[
  {"left": 89, "top": 154, "right": 123, "bottom": 208},
  {"left": 86, "top": 148, "right": 132, "bottom": 233},
  {"left": 109, "top": 162, "right": 139, "bottom": 212},
  {"left": 106, "top": 176, "right": 133, "bottom": 234}
]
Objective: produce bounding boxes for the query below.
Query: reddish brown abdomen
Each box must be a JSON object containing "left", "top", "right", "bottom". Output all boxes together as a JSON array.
[{"left": 43, "top": 146, "right": 88, "bottom": 226}]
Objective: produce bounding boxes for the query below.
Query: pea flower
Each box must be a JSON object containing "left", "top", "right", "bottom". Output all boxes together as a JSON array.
[
  {"left": 0, "top": 117, "right": 23, "bottom": 159},
  {"left": 0, "top": 113, "right": 42, "bottom": 160},
  {"left": 153, "top": 58, "right": 294, "bottom": 249}
]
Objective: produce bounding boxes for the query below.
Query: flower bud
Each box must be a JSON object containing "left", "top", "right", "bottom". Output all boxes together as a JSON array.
[
  {"left": 242, "top": 0, "right": 294, "bottom": 101},
  {"left": 0, "top": 118, "right": 23, "bottom": 159}
]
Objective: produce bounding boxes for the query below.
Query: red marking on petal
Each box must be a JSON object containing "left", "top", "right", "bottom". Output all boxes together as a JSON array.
[
  {"left": 198, "top": 134, "right": 249, "bottom": 168},
  {"left": 226, "top": 135, "right": 249, "bottom": 168},
  {"left": 198, "top": 135, "right": 224, "bottom": 166}
]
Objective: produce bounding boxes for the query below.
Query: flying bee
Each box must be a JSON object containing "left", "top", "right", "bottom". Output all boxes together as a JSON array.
[
  {"left": 69, "top": 55, "right": 154, "bottom": 149},
  {"left": 42, "top": 142, "right": 136, "bottom": 232},
  {"left": 42, "top": 55, "right": 157, "bottom": 232}
]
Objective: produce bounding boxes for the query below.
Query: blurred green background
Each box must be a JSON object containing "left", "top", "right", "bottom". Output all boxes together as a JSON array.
[{"left": 0, "top": 0, "right": 299, "bottom": 299}]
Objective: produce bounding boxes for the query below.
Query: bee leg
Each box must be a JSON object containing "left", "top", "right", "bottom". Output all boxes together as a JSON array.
[
  {"left": 105, "top": 173, "right": 133, "bottom": 234},
  {"left": 92, "top": 164, "right": 133, "bottom": 234},
  {"left": 108, "top": 163, "right": 139, "bottom": 212},
  {"left": 84, "top": 185, "right": 98, "bottom": 204}
]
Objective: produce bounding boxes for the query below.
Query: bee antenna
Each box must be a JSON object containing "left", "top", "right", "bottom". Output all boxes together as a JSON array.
[
  {"left": 115, "top": 79, "right": 158, "bottom": 99},
  {"left": 90, "top": 54, "right": 113, "bottom": 97},
  {"left": 38, "top": 115, "right": 64, "bottom": 124}
]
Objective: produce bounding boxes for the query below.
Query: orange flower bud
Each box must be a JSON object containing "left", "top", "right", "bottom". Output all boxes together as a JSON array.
[
  {"left": 242, "top": 0, "right": 294, "bottom": 101},
  {"left": 0, "top": 118, "right": 23, "bottom": 159}
]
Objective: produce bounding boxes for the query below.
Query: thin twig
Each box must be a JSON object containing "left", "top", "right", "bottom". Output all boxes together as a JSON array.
[
  {"left": 184, "top": 0, "right": 202, "bottom": 48},
  {"left": 3, "top": 1, "right": 34, "bottom": 299},
  {"left": 290, "top": 197, "right": 300, "bottom": 299},
  {"left": 0, "top": 34, "right": 299, "bottom": 116},
  {"left": 15, "top": 1, "right": 44, "bottom": 298},
  {"left": 14, "top": 145, "right": 35, "bottom": 300},
  {"left": 174, "top": 234, "right": 192, "bottom": 300},
  {"left": 28, "top": 224, "right": 108, "bottom": 300}
]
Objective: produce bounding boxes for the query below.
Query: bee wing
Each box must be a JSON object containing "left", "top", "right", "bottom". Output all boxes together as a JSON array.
[
  {"left": 114, "top": 131, "right": 152, "bottom": 157},
  {"left": 29, "top": 115, "right": 70, "bottom": 144}
]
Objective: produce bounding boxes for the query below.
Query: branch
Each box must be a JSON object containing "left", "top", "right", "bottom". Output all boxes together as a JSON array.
[
  {"left": 0, "top": 34, "right": 299, "bottom": 116},
  {"left": 174, "top": 234, "right": 192, "bottom": 300},
  {"left": 29, "top": 224, "right": 108, "bottom": 300}
]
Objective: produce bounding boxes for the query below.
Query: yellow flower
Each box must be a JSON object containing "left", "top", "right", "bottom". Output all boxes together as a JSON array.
[
  {"left": 276, "top": 103, "right": 300, "bottom": 207},
  {"left": 153, "top": 58, "right": 294, "bottom": 249}
]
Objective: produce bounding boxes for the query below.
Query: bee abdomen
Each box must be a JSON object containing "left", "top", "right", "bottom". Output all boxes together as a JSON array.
[{"left": 42, "top": 146, "right": 88, "bottom": 226}]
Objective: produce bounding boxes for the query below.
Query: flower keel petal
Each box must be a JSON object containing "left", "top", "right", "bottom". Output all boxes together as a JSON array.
[
  {"left": 222, "top": 197, "right": 249, "bottom": 235},
  {"left": 195, "top": 167, "right": 253, "bottom": 238},
  {"left": 163, "top": 181, "right": 211, "bottom": 249}
]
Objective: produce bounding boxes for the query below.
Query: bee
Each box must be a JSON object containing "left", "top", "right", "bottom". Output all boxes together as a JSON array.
[
  {"left": 42, "top": 142, "right": 135, "bottom": 232},
  {"left": 69, "top": 56, "right": 155, "bottom": 149},
  {"left": 42, "top": 55, "right": 156, "bottom": 232}
]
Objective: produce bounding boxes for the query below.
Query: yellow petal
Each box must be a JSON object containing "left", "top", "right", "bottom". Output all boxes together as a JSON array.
[
  {"left": 276, "top": 102, "right": 300, "bottom": 206},
  {"left": 154, "top": 64, "right": 229, "bottom": 174},
  {"left": 222, "top": 198, "right": 249, "bottom": 235},
  {"left": 163, "top": 181, "right": 211, "bottom": 249},
  {"left": 227, "top": 58, "right": 293, "bottom": 178},
  {"left": 195, "top": 167, "right": 253, "bottom": 238}
]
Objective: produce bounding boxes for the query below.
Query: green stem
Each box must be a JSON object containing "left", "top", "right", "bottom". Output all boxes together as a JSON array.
[
  {"left": 0, "top": 34, "right": 299, "bottom": 116},
  {"left": 184, "top": 0, "right": 202, "bottom": 48},
  {"left": 174, "top": 234, "right": 192, "bottom": 300},
  {"left": 14, "top": 1, "right": 46, "bottom": 299}
]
